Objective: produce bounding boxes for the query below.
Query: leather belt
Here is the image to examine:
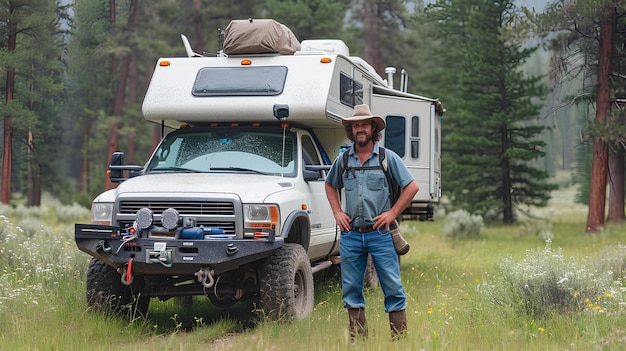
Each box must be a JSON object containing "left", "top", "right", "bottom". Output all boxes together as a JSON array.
[{"left": 354, "top": 226, "right": 375, "bottom": 233}]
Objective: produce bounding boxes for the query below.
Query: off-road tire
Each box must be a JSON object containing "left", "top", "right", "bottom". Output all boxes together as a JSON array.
[
  {"left": 259, "top": 243, "right": 314, "bottom": 319},
  {"left": 86, "top": 258, "right": 150, "bottom": 318}
]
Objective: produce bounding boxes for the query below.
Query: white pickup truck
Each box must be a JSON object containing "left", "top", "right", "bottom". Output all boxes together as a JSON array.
[{"left": 74, "top": 19, "right": 444, "bottom": 320}]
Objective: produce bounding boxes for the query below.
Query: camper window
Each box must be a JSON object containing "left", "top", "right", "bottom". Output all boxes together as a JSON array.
[
  {"left": 384, "top": 115, "right": 406, "bottom": 158},
  {"left": 192, "top": 66, "right": 288, "bottom": 97},
  {"left": 411, "top": 116, "right": 420, "bottom": 159},
  {"left": 339, "top": 72, "right": 363, "bottom": 107}
]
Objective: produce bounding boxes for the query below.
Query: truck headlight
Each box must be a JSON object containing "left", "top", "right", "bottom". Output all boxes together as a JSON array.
[
  {"left": 243, "top": 204, "right": 279, "bottom": 239},
  {"left": 91, "top": 202, "right": 113, "bottom": 225}
]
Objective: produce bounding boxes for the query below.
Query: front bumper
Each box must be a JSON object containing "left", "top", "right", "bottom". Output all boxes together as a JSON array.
[{"left": 75, "top": 224, "right": 283, "bottom": 275}]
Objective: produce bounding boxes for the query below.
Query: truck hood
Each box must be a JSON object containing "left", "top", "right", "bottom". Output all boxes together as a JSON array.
[{"left": 114, "top": 173, "right": 295, "bottom": 203}]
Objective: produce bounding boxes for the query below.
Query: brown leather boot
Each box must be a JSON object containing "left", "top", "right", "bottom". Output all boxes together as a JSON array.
[
  {"left": 389, "top": 309, "right": 407, "bottom": 340},
  {"left": 348, "top": 308, "right": 368, "bottom": 341}
]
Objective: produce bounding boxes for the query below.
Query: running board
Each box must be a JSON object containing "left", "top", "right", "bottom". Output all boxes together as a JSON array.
[{"left": 311, "top": 260, "right": 333, "bottom": 274}]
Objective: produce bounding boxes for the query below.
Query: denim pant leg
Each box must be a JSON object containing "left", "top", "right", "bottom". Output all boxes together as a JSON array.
[
  {"left": 340, "top": 231, "right": 368, "bottom": 309},
  {"left": 368, "top": 230, "right": 407, "bottom": 313}
]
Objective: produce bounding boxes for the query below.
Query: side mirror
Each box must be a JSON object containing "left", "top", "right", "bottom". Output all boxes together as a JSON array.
[
  {"left": 108, "top": 152, "right": 124, "bottom": 181},
  {"left": 108, "top": 152, "right": 144, "bottom": 183}
]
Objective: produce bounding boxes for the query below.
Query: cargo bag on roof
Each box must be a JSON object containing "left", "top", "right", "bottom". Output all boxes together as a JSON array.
[{"left": 223, "top": 19, "right": 300, "bottom": 55}]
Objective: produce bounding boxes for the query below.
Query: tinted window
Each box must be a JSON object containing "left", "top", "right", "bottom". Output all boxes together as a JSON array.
[
  {"left": 384, "top": 115, "right": 405, "bottom": 158},
  {"left": 192, "top": 66, "right": 288, "bottom": 96},
  {"left": 411, "top": 116, "right": 420, "bottom": 159},
  {"left": 302, "top": 135, "right": 321, "bottom": 165},
  {"left": 340, "top": 72, "right": 363, "bottom": 107}
]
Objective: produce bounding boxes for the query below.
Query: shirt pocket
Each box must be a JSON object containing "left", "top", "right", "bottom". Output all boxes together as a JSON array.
[
  {"left": 344, "top": 176, "right": 357, "bottom": 191},
  {"left": 367, "top": 173, "right": 385, "bottom": 190}
]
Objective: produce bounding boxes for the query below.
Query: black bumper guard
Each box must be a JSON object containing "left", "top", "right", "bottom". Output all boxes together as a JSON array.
[{"left": 74, "top": 223, "right": 283, "bottom": 275}]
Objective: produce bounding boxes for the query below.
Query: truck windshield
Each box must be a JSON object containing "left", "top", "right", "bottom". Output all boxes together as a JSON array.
[{"left": 145, "top": 127, "right": 297, "bottom": 176}]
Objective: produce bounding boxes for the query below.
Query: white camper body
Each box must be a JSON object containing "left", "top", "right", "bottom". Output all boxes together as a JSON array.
[{"left": 142, "top": 38, "right": 443, "bottom": 216}]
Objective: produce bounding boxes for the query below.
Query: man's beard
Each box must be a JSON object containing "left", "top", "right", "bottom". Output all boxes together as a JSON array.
[{"left": 354, "top": 132, "right": 372, "bottom": 147}]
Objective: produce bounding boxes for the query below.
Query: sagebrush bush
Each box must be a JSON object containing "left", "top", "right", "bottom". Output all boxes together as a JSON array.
[
  {"left": 442, "top": 209, "right": 483, "bottom": 238},
  {"left": 477, "top": 241, "right": 625, "bottom": 319},
  {"left": 518, "top": 220, "right": 553, "bottom": 241}
]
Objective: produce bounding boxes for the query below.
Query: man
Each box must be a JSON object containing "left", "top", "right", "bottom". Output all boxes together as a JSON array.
[{"left": 325, "top": 104, "right": 419, "bottom": 340}]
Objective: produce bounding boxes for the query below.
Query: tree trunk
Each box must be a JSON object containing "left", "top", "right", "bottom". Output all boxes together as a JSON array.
[
  {"left": 104, "top": 0, "right": 137, "bottom": 191},
  {"left": 1, "top": 4, "right": 17, "bottom": 204},
  {"left": 26, "top": 130, "right": 41, "bottom": 207},
  {"left": 607, "top": 151, "right": 624, "bottom": 223},
  {"left": 586, "top": 7, "right": 614, "bottom": 233},
  {"left": 1, "top": 115, "right": 12, "bottom": 204},
  {"left": 363, "top": 0, "right": 383, "bottom": 76},
  {"left": 103, "top": 121, "right": 119, "bottom": 191}
]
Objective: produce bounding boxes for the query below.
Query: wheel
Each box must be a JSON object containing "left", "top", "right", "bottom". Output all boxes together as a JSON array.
[
  {"left": 259, "top": 243, "right": 314, "bottom": 319},
  {"left": 86, "top": 258, "right": 150, "bottom": 318}
]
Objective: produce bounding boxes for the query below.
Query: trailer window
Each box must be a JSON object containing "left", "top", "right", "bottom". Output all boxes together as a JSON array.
[
  {"left": 192, "top": 66, "right": 288, "bottom": 96},
  {"left": 411, "top": 116, "right": 420, "bottom": 159},
  {"left": 339, "top": 72, "right": 363, "bottom": 107},
  {"left": 384, "top": 115, "right": 405, "bottom": 158}
]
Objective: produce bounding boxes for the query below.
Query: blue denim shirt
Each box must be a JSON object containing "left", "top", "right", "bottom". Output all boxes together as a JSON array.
[{"left": 326, "top": 143, "right": 415, "bottom": 228}]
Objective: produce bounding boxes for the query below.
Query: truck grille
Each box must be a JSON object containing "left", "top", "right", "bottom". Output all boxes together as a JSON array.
[
  {"left": 120, "top": 201, "right": 234, "bottom": 215},
  {"left": 118, "top": 200, "right": 236, "bottom": 235}
]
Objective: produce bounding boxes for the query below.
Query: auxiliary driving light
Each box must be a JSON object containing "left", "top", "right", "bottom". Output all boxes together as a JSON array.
[
  {"left": 135, "top": 207, "right": 154, "bottom": 230},
  {"left": 161, "top": 208, "right": 180, "bottom": 231}
]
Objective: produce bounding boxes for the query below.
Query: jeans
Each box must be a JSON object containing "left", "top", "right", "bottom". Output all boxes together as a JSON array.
[{"left": 340, "top": 228, "right": 407, "bottom": 313}]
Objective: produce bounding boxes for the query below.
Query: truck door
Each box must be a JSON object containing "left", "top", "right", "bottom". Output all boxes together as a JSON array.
[{"left": 300, "top": 133, "right": 339, "bottom": 259}]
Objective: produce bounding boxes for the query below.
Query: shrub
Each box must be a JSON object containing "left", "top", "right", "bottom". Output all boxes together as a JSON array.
[
  {"left": 442, "top": 209, "right": 483, "bottom": 238},
  {"left": 518, "top": 220, "right": 553, "bottom": 242},
  {"left": 477, "top": 241, "right": 625, "bottom": 319}
]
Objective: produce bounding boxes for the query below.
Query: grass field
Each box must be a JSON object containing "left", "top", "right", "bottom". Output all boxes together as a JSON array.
[{"left": 0, "top": 189, "right": 625, "bottom": 350}]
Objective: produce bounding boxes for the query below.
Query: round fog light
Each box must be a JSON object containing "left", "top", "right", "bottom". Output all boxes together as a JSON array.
[
  {"left": 161, "top": 208, "right": 180, "bottom": 230},
  {"left": 135, "top": 207, "right": 153, "bottom": 230}
]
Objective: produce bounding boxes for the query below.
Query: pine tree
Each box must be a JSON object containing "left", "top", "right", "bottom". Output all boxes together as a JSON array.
[
  {"left": 0, "top": 0, "right": 67, "bottom": 205},
  {"left": 427, "top": 0, "right": 556, "bottom": 223}
]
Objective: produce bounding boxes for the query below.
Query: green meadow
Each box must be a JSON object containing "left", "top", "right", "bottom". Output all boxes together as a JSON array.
[{"left": 1, "top": 188, "right": 625, "bottom": 350}]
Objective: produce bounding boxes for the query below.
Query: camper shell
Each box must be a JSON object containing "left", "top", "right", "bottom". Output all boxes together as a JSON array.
[{"left": 74, "top": 19, "right": 443, "bottom": 320}]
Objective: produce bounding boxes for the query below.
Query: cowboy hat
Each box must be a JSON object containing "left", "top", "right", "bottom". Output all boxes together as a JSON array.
[{"left": 341, "top": 104, "right": 386, "bottom": 131}]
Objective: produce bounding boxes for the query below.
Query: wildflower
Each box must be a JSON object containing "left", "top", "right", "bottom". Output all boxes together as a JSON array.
[{"left": 538, "top": 328, "right": 545, "bottom": 333}]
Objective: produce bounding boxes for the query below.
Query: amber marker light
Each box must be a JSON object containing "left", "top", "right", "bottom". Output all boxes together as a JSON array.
[
  {"left": 301, "top": 204, "right": 307, "bottom": 211},
  {"left": 270, "top": 206, "right": 279, "bottom": 222},
  {"left": 320, "top": 57, "right": 332, "bottom": 63},
  {"left": 241, "top": 59, "right": 252, "bottom": 65},
  {"left": 159, "top": 60, "right": 171, "bottom": 66}
]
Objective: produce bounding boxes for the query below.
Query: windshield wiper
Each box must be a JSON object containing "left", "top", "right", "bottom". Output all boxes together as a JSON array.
[
  {"left": 150, "top": 166, "right": 202, "bottom": 173},
  {"left": 209, "top": 167, "right": 268, "bottom": 175}
]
